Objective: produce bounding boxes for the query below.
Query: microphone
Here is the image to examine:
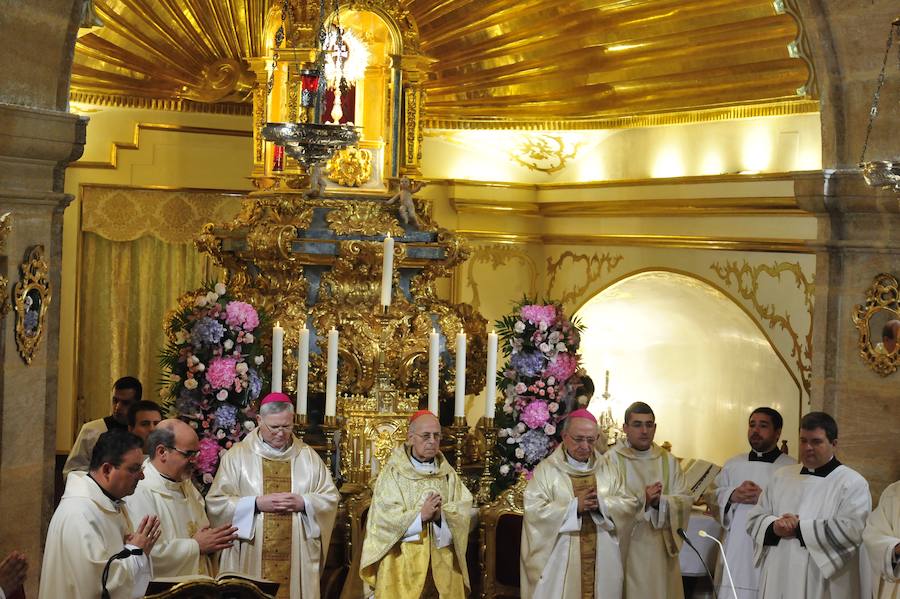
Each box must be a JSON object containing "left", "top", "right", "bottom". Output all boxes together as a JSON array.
[
  {"left": 677, "top": 528, "right": 718, "bottom": 599},
  {"left": 698, "top": 529, "right": 738, "bottom": 599},
  {"left": 101, "top": 547, "right": 143, "bottom": 599}
]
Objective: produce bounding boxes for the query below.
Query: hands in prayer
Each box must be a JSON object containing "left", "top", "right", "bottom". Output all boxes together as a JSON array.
[
  {"left": 730, "top": 480, "right": 763, "bottom": 505},
  {"left": 126, "top": 515, "right": 161, "bottom": 553},
  {"left": 256, "top": 492, "right": 305, "bottom": 513},
  {"left": 576, "top": 488, "right": 599, "bottom": 515},
  {"left": 0, "top": 550, "right": 27, "bottom": 594},
  {"left": 773, "top": 513, "right": 800, "bottom": 538},
  {"left": 420, "top": 492, "right": 443, "bottom": 523},
  {"left": 194, "top": 524, "right": 239, "bottom": 554},
  {"left": 644, "top": 481, "right": 663, "bottom": 509}
]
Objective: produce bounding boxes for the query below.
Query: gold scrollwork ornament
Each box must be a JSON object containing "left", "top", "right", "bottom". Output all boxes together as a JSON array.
[
  {"left": 325, "top": 146, "right": 373, "bottom": 187},
  {"left": 851, "top": 273, "right": 900, "bottom": 376},
  {"left": 14, "top": 245, "right": 51, "bottom": 365}
]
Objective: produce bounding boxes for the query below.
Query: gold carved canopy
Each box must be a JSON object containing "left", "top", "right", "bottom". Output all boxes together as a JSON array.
[{"left": 71, "top": 0, "right": 816, "bottom": 126}]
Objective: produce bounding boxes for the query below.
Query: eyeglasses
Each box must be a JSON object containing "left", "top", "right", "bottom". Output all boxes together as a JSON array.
[
  {"left": 261, "top": 421, "right": 293, "bottom": 434},
  {"left": 567, "top": 436, "right": 597, "bottom": 445},
  {"left": 412, "top": 432, "right": 442, "bottom": 441},
  {"left": 166, "top": 446, "right": 200, "bottom": 459},
  {"left": 117, "top": 463, "right": 144, "bottom": 475}
]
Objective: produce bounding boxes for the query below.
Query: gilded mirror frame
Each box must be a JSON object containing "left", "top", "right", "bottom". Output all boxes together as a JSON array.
[
  {"left": 13, "top": 245, "right": 50, "bottom": 365},
  {"left": 851, "top": 273, "right": 900, "bottom": 376}
]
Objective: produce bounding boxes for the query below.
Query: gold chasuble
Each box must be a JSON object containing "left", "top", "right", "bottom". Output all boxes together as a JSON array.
[
  {"left": 206, "top": 429, "right": 340, "bottom": 599},
  {"left": 605, "top": 440, "right": 692, "bottom": 599},
  {"left": 521, "top": 446, "right": 640, "bottom": 599},
  {"left": 361, "top": 445, "right": 473, "bottom": 599}
]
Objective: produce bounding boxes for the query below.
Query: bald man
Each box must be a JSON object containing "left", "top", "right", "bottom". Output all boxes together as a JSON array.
[
  {"left": 126, "top": 419, "right": 237, "bottom": 577},
  {"left": 361, "top": 410, "right": 474, "bottom": 598}
]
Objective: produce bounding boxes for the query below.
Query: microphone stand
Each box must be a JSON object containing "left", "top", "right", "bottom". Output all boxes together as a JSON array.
[
  {"left": 698, "top": 529, "right": 738, "bottom": 599},
  {"left": 101, "top": 548, "right": 142, "bottom": 599},
  {"left": 677, "top": 527, "right": 718, "bottom": 599}
]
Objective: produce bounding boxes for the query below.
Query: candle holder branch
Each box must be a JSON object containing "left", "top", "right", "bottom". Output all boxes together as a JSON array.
[
  {"left": 450, "top": 416, "right": 468, "bottom": 468},
  {"left": 476, "top": 417, "right": 497, "bottom": 505},
  {"left": 322, "top": 415, "right": 339, "bottom": 474}
]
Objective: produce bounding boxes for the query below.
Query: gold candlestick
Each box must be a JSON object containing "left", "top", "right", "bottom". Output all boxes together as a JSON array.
[
  {"left": 476, "top": 417, "right": 497, "bottom": 505},
  {"left": 293, "top": 412, "right": 308, "bottom": 441},
  {"left": 322, "top": 414, "right": 338, "bottom": 473},
  {"left": 451, "top": 416, "right": 468, "bottom": 467}
]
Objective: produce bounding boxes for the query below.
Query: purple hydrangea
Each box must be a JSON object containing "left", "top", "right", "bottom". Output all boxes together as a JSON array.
[
  {"left": 519, "top": 428, "right": 552, "bottom": 463},
  {"left": 214, "top": 403, "right": 238, "bottom": 430},
  {"left": 247, "top": 368, "right": 262, "bottom": 402},
  {"left": 191, "top": 317, "right": 225, "bottom": 347},
  {"left": 510, "top": 351, "right": 545, "bottom": 378}
]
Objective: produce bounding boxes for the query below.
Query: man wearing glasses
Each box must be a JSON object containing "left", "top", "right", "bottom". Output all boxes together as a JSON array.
[
  {"left": 604, "top": 402, "right": 692, "bottom": 599},
  {"left": 126, "top": 419, "right": 238, "bottom": 577},
  {"left": 361, "top": 410, "right": 473, "bottom": 598},
  {"left": 521, "top": 408, "right": 639, "bottom": 599},
  {"left": 207, "top": 393, "right": 339, "bottom": 599}
]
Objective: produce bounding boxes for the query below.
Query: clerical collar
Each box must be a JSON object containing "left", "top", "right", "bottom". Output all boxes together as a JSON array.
[
  {"left": 565, "top": 451, "right": 591, "bottom": 471},
  {"left": 624, "top": 439, "right": 653, "bottom": 457},
  {"left": 103, "top": 415, "right": 127, "bottom": 431},
  {"left": 410, "top": 453, "right": 435, "bottom": 467},
  {"left": 800, "top": 456, "right": 841, "bottom": 477},
  {"left": 87, "top": 473, "right": 123, "bottom": 505},
  {"left": 748, "top": 447, "right": 783, "bottom": 463}
]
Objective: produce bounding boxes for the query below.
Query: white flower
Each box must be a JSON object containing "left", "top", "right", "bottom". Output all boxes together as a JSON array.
[
  {"left": 184, "top": 378, "right": 198, "bottom": 390},
  {"left": 548, "top": 402, "right": 559, "bottom": 413},
  {"left": 195, "top": 296, "right": 208, "bottom": 307},
  {"left": 556, "top": 342, "right": 567, "bottom": 352},
  {"left": 544, "top": 424, "right": 556, "bottom": 435},
  {"left": 170, "top": 373, "right": 181, "bottom": 383},
  {"left": 547, "top": 376, "right": 556, "bottom": 385},
  {"left": 516, "top": 422, "right": 526, "bottom": 433},
  {"left": 224, "top": 339, "right": 234, "bottom": 350},
  {"left": 539, "top": 342, "right": 550, "bottom": 353},
  {"left": 196, "top": 363, "right": 205, "bottom": 372},
  {"left": 506, "top": 437, "right": 516, "bottom": 445},
  {"left": 515, "top": 447, "right": 525, "bottom": 459},
  {"left": 206, "top": 291, "right": 218, "bottom": 304},
  {"left": 244, "top": 333, "right": 255, "bottom": 343},
  {"left": 538, "top": 321, "right": 548, "bottom": 331},
  {"left": 514, "top": 320, "right": 525, "bottom": 333},
  {"left": 515, "top": 382, "right": 527, "bottom": 394},
  {"left": 254, "top": 355, "right": 264, "bottom": 365},
  {"left": 235, "top": 362, "right": 249, "bottom": 375},
  {"left": 244, "top": 420, "right": 256, "bottom": 431},
  {"left": 499, "top": 464, "right": 510, "bottom": 475},
  {"left": 498, "top": 428, "right": 508, "bottom": 437},
  {"left": 214, "top": 282, "right": 227, "bottom": 295},
  {"left": 203, "top": 473, "right": 214, "bottom": 484},
  {"left": 548, "top": 331, "right": 561, "bottom": 344},
  {"left": 216, "top": 429, "right": 226, "bottom": 439},
  {"left": 216, "top": 389, "right": 229, "bottom": 401},
  {"left": 503, "top": 403, "right": 513, "bottom": 414}
]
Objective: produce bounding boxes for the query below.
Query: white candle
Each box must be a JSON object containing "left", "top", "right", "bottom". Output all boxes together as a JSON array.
[
  {"left": 428, "top": 329, "right": 440, "bottom": 415},
  {"left": 485, "top": 330, "right": 498, "bottom": 419},
  {"left": 454, "top": 332, "right": 466, "bottom": 418},
  {"left": 380, "top": 233, "right": 394, "bottom": 307},
  {"left": 325, "top": 327, "right": 339, "bottom": 417},
  {"left": 271, "top": 322, "right": 284, "bottom": 392},
  {"left": 296, "top": 327, "right": 309, "bottom": 415}
]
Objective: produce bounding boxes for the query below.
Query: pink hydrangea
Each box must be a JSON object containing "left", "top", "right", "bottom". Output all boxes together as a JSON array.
[
  {"left": 195, "top": 437, "right": 221, "bottom": 474},
  {"left": 520, "top": 304, "right": 557, "bottom": 327},
  {"left": 521, "top": 400, "right": 551, "bottom": 429},
  {"left": 207, "top": 356, "right": 238, "bottom": 389},
  {"left": 544, "top": 352, "right": 578, "bottom": 382},
  {"left": 225, "top": 301, "right": 260, "bottom": 331}
]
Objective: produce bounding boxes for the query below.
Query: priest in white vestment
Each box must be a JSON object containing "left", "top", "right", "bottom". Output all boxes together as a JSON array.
[
  {"left": 206, "top": 393, "right": 340, "bottom": 599},
  {"left": 706, "top": 407, "right": 796, "bottom": 599},
  {"left": 747, "top": 411, "right": 871, "bottom": 599},
  {"left": 521, "top": 409, "right": 640, "bottom": 599},
  {"left": 63, "top": 376, "right": 143, "bottom": 478},
  {"left": 863, "top": 480, "right": 900, "bottom": 599},
  {"left": 40, "top": 430, "right": 161, "bottom": 599},
  {"left": 126, "top": 419, "right": 238, "bottom": 577},
  {"left": 604, "top": 401, "right": 692, "bottom": 599}
]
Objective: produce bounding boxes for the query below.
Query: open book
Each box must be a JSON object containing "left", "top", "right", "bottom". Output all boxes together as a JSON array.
[
  {"left": 679, "top": 458, "right": 721, "bottom": 503},
  {"left": 144, "top": 571, "right": 279, "bottom": 598}
]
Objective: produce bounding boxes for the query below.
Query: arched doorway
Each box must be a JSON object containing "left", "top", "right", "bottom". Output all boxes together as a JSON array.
[{"left": 577, "top": 270, "right": 801, "bottom": 465}]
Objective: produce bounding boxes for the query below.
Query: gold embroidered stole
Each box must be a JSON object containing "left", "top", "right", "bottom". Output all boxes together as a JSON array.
[
  {"left": 568, "top": 473, "right": 597, "bottom": 599},
  {"left": 262, "top": 458, "right": 292, "bottom": 599}
]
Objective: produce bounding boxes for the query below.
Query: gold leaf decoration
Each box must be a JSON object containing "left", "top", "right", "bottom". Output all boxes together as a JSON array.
[
  {"left": 325, "top": 202, "right": 404, "bottom": 237},
  {"left": 546, "top": 251, "right": 624, "bottom": 308},
  {"left": 325, "top": 146, "right": 373, "bottom": 187}
]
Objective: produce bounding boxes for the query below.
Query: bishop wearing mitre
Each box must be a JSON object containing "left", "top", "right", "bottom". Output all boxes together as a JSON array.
[
  {"left": 361, "top": 410, "right": 473, "bottom": 598},
  {"left": 520, "top": 409, "right": 640, "bottom": 599},
  {"left": 206, "top": 393, "right": 340, "bottom": 599}
]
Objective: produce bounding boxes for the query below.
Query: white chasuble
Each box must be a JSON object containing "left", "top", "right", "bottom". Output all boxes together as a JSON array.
[
  {"left": 520, "top": 446, "right": 640, "bottom": 599},
  {"left": 205, "top": 429, "right": 339, "bottom": 599},
  {"left": 707, "top": 450, "right": 796, "bottom": 599},
  {"left": 62, "top": 417, "right": 111, "bottom": 478},
  {"left": 604, "top": 441, "right": 692, "bottom": 599},
  {"left": 125, "top": 460, "right": 214, "bottom": 577},
  {"left": 360, "top": 446, "right": 473, "bottom": 599},
  {"left": 747, "top": 461, "right": 871, "bottom": 599},
  {"left": 863, "top": 481, "right": 900, "bottom": 599},
  {"left": 38, "top": 471, "right": 152, "bottom": 599}
]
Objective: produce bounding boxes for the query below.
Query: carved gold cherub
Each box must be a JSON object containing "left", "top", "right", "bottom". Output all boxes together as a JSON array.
[{"left": 386, "top": 177, "right": 425, "bottom": 227}]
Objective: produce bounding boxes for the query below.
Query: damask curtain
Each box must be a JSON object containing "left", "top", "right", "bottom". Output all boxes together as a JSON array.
[{"left": 77, "top": 186, "right": 243, "bottom": 424}]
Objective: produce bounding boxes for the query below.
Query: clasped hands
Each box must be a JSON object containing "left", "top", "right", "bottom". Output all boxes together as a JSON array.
[
  {"left": 644, "top": 481, "right": 663, "bottom": 510},
  {"left": 576, "top": 488, "right": 600, "bottom": 515},
  {"left": 730, "top": 480, "right": 763, "bottom": 505},
  {"left": 420, "top": 491, "right": 443, "bottom": 523},
  {"left": 256, "top": 492, "right": 305, "bottom": 514},
  {"left": 125, "top": 515, "right": 161, "bottom": 553},
  {"left": 773, "top": 513, "right": 801, "bottom": 538}
]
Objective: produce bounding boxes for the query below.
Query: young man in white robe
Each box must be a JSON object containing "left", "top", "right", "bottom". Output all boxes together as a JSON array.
[
  {"left": 863, "top": 480, "right": 900, "bottom": 598},
  {"left": 126, "top": 419, "right": 238, "bottom": 577},
  {"left": 520, "top": 409, "right": 640, "bottom": 599},
  {"left": 747, "top": 411, "right": 871, "bottom": 599},
  {"left": 604, "top": 401, "right": 692, "bottom": 599},
  {"left": 206, "top": 393, "right": 340, "bottom": 599},
  {"left": 39, "top": 430, "right": 161, "bottom": 599},
  {"left": 706, "top": 407, "right": 796, "bottom": 599},
  {"left": 63, "top": 376, "right": 142, "bottom": 478}
]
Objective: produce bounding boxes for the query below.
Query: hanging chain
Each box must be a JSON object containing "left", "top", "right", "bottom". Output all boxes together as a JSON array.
[
  {"left": 267, "top": 0, "right": 290, "bottom": 96},
  {"left": 860, "top": 22, "right": 898, "bottom": 164}
]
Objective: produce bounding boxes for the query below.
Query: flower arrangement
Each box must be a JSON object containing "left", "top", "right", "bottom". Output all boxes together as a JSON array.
[
  {"left": 159, "top": 282, "right": 267, "bottom": 491},
  {"left": 491, "top": 299, "right": 589, "bottom": 491}
]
